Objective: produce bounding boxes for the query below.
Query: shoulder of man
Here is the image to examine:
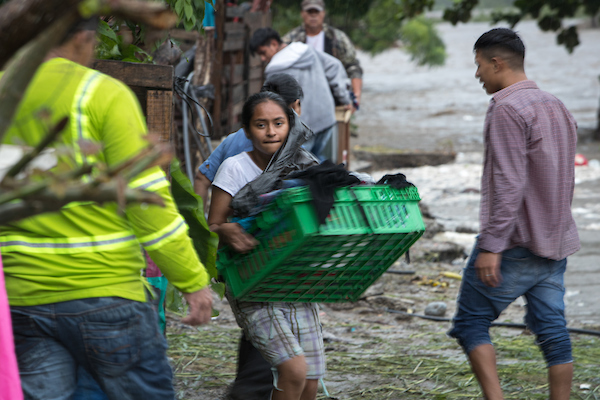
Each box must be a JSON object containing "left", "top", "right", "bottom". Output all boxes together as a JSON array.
[
  {"left": 282, "top": 25, "right": 306, "bottom": 44},
  {"left": 324, "top": 24, "right": 354, "bottom": 51}
]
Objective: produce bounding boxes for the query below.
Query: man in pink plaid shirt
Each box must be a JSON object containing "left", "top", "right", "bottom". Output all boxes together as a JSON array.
[{"left": 449, "top": 28, "right": 580, "bottom": 400}]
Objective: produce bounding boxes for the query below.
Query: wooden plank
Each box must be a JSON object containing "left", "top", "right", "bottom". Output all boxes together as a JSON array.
[
  {"left": 232, "top": 83, "right": 246, "bottom": 105},
  {"left": 223, "top": 51, "right": 244, "bottom": 65},
  {"left": 223, "top": 38, "right": 245, "bottom": 52},
  {"left": 226, "top": 6, "right": 245, "bottom": 18},
  {"left": 244, "top": 11, "right": 272, "bottom": 34},
  {"left": 146, "top": 90, "right": 173, "bottom": 142},
  {"left": 222, "top": 64, "right": 245, "bottom": 85},
  {"left": 336, "top": 106, "right": 352, "bottom": 168},
  {"left": 249, "top": 65, "right": 263, "bottom": 80},
  {"left": 92, "top": 60, "right": 173, "bottom": 90},
  {"left": 248, "top": 78, "right": 262, "bottom": 95},
  {"left": 130, "top": 86, "right": 148, "bottom": 114},
  {"left": 212, "top": 0, "right": 225, "bottom": 137},
  {"left": 249, "top": 54, "right": 263, "bottom": 67},
  {"left": 232, "top": 100, "right": 244, "bottom": 118},
  {"left": 225, "top": 22, "right": 246, "bottom": 33},
  {"left": 169, "top": 29, "right": 199, "bottom": 42}
]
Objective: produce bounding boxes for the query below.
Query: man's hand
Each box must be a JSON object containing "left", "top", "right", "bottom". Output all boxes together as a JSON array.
[
  {"left": 474, "top": 251, "right": 502, "bottom": 287},
  {"left": 181, "top": 287, "right": 213, "bottom": 326}
]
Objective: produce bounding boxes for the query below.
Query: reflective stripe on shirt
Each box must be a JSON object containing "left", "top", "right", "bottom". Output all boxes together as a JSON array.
[
  {"left": 138, "top": 216, "right": 188, "bottom": 251},
  {"left": 71, "top": 70, "right": 103, "bottom": 178},
  {"left": 0, "top": 230, "right": 138, "bottom": 254},
  {"left": 129, "top": 171, "right": 170, "bottom": 192}
]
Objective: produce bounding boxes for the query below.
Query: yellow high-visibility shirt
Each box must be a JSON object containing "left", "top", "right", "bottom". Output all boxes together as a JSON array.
[{"left": 0, "top": 58, "right": 209, "bottom": 306}]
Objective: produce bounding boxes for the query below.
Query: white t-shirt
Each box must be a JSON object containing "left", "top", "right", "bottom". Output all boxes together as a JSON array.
[
  {"left": 212, "top": 152, "right": 262, "bottom": 197},
  {"left": 306, "top": 31, "right": 325, "bottom": 53}
]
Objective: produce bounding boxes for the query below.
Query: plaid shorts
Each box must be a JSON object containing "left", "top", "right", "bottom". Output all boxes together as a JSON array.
[{"left": 229, "top": 298, "right": 325, "bottom": 379}]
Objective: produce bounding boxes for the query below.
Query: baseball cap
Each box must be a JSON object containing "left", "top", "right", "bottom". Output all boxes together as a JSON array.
[{"left": 301, "top": 0, "right": 325, "bottom": 12}]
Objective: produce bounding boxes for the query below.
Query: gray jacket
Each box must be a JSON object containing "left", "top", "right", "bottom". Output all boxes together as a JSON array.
[{"left": 265, "top": 42, "right": 350, "bottom": 134}]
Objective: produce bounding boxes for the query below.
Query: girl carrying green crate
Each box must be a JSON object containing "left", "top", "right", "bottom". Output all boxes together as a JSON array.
[{"left": 208, "top": 90, "right": 324, "bottom": 400}]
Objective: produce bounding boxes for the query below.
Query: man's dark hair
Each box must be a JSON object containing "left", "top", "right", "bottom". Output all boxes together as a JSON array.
[
  {"left": 241, "top": 91, "right": 294, "bottom": 131},
  {"left": 261, "top": 73, "right": 303, "bottom": 106},
  {"left": 249, "top": 27, "right": 281, "bottom": 55},
  {"left": 474, "top": 28, "right": 525, "bottom": 71}
]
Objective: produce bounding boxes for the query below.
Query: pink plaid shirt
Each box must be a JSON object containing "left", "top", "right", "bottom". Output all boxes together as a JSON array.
[{"left": 478, "top": 80, "right": 580, "bottom": 260}]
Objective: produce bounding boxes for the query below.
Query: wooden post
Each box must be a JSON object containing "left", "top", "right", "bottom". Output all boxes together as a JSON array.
[
  {"left": 146, "top": 90, "right": 173, "bottom": 142},
  {"left": 336, "top": 106, "right": 352, "bottom": 169},
  {"left": 212, "top": 0, "right": 225, "bottom": 138},
  {"left": 92, "top": 60, "right": 174, "bottom": 142}
]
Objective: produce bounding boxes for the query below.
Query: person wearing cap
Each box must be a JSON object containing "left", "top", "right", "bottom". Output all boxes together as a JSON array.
[{"left": 282, "top": 0, "right": 363, "bottom": 110}]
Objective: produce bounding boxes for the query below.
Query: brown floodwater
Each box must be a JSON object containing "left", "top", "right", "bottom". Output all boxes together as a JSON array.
[{"left": 355, "top": 20, "right": 600, "bottom": 326}]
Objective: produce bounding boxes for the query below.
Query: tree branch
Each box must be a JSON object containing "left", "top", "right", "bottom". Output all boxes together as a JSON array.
[
  {"left": 0, "top": 0, "right": 178, "bottom": 68},
  {"left": 0, "top": 164, "right": 93, "bottom": 205},
  {"left": 0, "top": 0, "right": 82, "bottom": 69},
  {"left": 1, "top": 117, "right": 68, "bottom": 183},
  {"left": 106, "top": 0, "right": 178, "bottom": 30},
  {"left": 0, "top": 11, "right": 79, "bottom": 142},
  {"left": 0, "top": 184, "right": 163, "bottom": 225}
]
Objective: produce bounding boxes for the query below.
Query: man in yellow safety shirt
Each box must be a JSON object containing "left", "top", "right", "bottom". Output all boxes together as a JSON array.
[{"left": 0, "top": 17, "right": 212, "bottom": 400}]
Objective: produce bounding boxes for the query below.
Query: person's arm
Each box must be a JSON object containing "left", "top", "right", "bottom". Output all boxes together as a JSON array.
[
  {"left": 316, "top": 50, "right": 351, "bottom": 106},
  {"left": 194, "top": 170, "right": 212, "bottom": 203},
  {"left": 333, "top": 29, "right": 363, "bottom": 106},
  {"left": 478, "top": 104, "right": 527, "bottom": 253},
  {"left": 207, "top": 186, "right": 257, "bottom": 253},
  {"left": 98, "top": 78, "right": 212, "bottom": 324},
  {"left": 195, "top": 129, "right": 252, "bottom": 207}
]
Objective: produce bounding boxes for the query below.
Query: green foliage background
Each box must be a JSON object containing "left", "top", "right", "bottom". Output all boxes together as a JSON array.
[
  {"left": 271, "top": 0, "right": 599, "bottom": 63},
  {"left": 272, "top": 0, "right": 447, "bottom": 65}
]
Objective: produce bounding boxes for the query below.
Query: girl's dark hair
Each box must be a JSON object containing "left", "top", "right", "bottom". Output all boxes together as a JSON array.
[
  {"left": 241, "top": 91, "right": 294, "bottom": 130},
  {"left": 261, "top": 73, "right": 303, "bottom": 106}
]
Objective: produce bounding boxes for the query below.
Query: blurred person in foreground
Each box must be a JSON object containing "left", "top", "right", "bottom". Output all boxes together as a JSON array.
[
  {"left": 0, "top": 17, "right": 213, "bottom": 400},
  {"left": 448, "top": 28, "right": 579, "bottom": 400},
  {"left": 282, "top": 0, "right": 362, "bottom": 110}
]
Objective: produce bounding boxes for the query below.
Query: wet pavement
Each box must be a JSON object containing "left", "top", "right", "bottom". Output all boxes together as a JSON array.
[{"left": 354, "top": 20, "right": 600, "bottom": 326}]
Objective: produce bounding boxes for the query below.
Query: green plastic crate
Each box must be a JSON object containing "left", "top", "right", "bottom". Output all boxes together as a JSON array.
[{"left": 217, "top": 185, "right": 425, "bottom": 303}]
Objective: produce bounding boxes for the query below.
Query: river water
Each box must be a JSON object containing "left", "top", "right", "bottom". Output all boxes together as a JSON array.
[{"left": 354, "top": 20, "right": 600, "bottom": 327}]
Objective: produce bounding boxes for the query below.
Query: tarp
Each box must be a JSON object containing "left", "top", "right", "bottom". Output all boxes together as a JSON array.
[{"left": 0, "top": 254, "right": 24, "bottom": 400}]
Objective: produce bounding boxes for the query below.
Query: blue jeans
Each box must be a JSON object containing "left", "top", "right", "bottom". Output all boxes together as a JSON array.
[
  {"left": 11, "top": 297, "right": 175, "bottom": 400},
  {"left": 73, "top": 367, "right": 109, "bottom": 400},
  {"left": 303, "top": 124, "right": 337, "bottom": 163},
  {"left": 448, "top": 244, "right": 572, "bottom": 367}
]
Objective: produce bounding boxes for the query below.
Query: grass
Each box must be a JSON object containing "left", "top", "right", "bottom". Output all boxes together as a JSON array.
[{"left": 168, "top": 322, "right": 600, "bottom": 400}]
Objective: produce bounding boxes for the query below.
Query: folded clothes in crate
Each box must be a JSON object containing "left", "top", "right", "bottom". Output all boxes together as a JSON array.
[{"left": 218, "top": 185, "right": 426, "bottom": 303}]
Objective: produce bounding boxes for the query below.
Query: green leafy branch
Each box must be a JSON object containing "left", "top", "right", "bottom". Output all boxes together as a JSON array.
[
  {"left": 166, "top": 0, "right": 212, "bottom": 32},
  {"left": 96, "top": 19, "right": 153, "bottom": 63}
]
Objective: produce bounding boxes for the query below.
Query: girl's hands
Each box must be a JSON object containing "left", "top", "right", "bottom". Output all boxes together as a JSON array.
[{"left": 215, "top": 222, "right": 258, "bottom": 253}]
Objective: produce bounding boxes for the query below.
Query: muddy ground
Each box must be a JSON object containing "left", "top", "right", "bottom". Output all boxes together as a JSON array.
[{"left": 169, "top": 20, "right": 600, "bottom": 400}]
